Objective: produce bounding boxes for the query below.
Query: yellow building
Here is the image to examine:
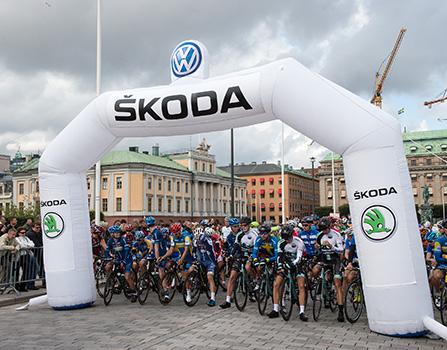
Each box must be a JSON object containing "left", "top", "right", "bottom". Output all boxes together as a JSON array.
[{"left": 13, "top": 141, "right": 247, "bottom": 223}]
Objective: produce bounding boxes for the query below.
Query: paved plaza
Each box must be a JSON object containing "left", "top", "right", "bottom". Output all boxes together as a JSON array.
[{"left": 0, "top": 293, "right": 445, "bottom": 350}]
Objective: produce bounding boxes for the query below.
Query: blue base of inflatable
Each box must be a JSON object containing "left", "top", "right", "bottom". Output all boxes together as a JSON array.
[
  {"left": 378, "top": 330, "right": 428, "bottom": 338},
  {"left": 52, "top": 301, "right": 94, "bottom": 311}
]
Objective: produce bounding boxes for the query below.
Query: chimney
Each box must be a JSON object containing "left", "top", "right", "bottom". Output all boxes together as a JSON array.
[
  {"left": 262, "top": 161, "right": 267, "bottom": 164},
  {"left": 277, "top": 160, "right": 281, "bottom": 166},
  {"left": 152, "top": 143, "right": 160, "bottom": 156},
  {"left": 251, "top": 161, "right": 256, "bottom": 165},
  {"left": 142, "top": 151, "right": 149, "bottom": 155},
  {"left": 129, "top": 146, "right": 139, "bottom": 153}
]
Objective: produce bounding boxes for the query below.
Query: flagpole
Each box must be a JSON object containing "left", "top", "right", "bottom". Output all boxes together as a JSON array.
[
  {"left": 94, "top": 0, "right": 102, "bottom": 224},
  {"left": 281, "top": 122, "right": 285, "bottom": 224}
]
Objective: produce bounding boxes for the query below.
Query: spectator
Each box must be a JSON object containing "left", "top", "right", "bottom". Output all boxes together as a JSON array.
[
  {"left": 0, "top": 228, "right": 19, "bottom": 284},
  {"left": 23, "top": 218, "right": 34, "bottom": 232},
  {"left": 16, "top": 227, "right": 38, "bottom": 291},
  {"left": 26, "top": 223, "right": 45, "bottom": 288},
  {"left": 4, "top": 217, "right": 18, "bottom": 233}
]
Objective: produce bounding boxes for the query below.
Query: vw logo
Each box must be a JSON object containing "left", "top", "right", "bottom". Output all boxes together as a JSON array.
[{"left": 171, "top": 41, "right": 202, "bottom": 78}]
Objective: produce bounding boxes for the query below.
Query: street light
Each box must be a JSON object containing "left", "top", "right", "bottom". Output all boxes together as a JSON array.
[{"left": 310, "top": 157, "right": 316, "bottom": 214}]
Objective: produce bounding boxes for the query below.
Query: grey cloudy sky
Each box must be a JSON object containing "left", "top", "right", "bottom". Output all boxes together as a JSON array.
[{"left": 1, "top": 0, "right": 447, "bottom": 168}]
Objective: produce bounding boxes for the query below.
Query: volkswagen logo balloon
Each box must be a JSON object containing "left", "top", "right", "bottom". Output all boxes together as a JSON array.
[{"left": 170, "top": 40, "right": 209, "bottom": 82}]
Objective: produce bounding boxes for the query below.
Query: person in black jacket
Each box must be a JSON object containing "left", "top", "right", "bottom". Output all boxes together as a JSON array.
[{"left": 26, "top": 223, "right": 45, "bottom": 288}]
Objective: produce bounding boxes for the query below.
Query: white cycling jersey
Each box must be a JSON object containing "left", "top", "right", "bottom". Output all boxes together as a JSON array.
[
  {"left": 318, "top": 229, "right": 344, "bottom": 253},
  {"left": 221, "top": 226, "right": 231, "bottom": 241},
  {"left": 279, "top": 236, "right": 305, "bottom": 264}
]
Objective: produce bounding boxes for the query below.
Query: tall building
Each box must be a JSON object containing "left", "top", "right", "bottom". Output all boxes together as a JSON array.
[
  {"left": 219, "top": 162, "right": 319, "bottom": 223},
  {"left": 318, "top": 129, "right": 447, "bottom": 210},
  {"left": 12, "top": 140, "right": 247, "bottom": 223}
]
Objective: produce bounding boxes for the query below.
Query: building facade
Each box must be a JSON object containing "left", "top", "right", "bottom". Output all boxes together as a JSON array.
[
  {"left": 12, "top": 140, "right": 247, "bottom": 223},
  {"left": 318, "top": 129, "right": 447, "bottom": 210},
  {"left": 219, "top": 162, "right": 319, "bottom": 223}
]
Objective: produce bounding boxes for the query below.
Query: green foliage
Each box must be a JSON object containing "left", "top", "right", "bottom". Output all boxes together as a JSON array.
[
  {"left": 314, "top": 206, "right": 332, "bottom": 217},
  {"left": 3, "top": 204, "right": 40, "bottom": 226},
  {"left": 89, "top": 210, "right": 105, "bottom": 223},
  {"left": 339, "top": 204, "right": 350, "bottom": 217},
  {"left": 432, "top": 204, "right": 447, "bottom": 221}
]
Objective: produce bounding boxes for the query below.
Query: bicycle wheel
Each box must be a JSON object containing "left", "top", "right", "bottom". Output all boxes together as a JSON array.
[
  {"left": 440, "top": 287, "right": 447, "bottom": 326},
  {"left": 137, "top": 272, "right": 151, "bottom": 305},
  {"left": 279, "top": 277, "right": 294, "bottom": 321},
  {"left": 312, "top": 280, "right": 322, "bottom": 321},
  {"left": 103, "top": 273, "right": 117, "bottom": 306},
  {"left": 329, "top": 283, "right": 337, "bottom": 313},
  {"left": 95, "top": 266, "right": 106, "bottom": 298},
  {"left": 158, "top": 271, "right": 177, "bottom": 305},
  {"left": 257, "top": 276, "right": 269, "bottom": 315},
  {"left": 234, "top": 272, "right": 248, "bottom": 311},
  {"left": 344, "top": 278, "right": 364, "bottom": 324},
  {"left": 183, "top": 271, "right": 201, "bottom": 307}
]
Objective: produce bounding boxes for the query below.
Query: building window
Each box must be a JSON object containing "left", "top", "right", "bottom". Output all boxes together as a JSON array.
[
  {"left": 0, "top": 186, "right": 2, "bottom": 195},
  {"left": 341, "top": 190, "right": 346, "bottom": 198},
  {"left": 116, "top": 177, "right": 122, "bottom": 190},
  {"left": 251, "top": 193, "right": 255, "bottom": 199},
  {"left": 223, "top": 202, "right": 227, "bottom": 214},
  {"left": 102, "top": 198, "right": 108, "bottom": 212},
  {"left": 19, "top": 202, "right": 24, "bottom": 211},
  {"left": 158, "top": 197, "right": 163, "bottom": 211},
  {"left": 410, "top": 159, "right": 416, "bottom": 166},
  {"left": 223, "top": 187, "right": 227, "bottom": 197},
  {"left": 185, "top": 182, "right": 189, "bottom": 193},
  {"left": 168, "top": 199, "right": 172, "bottom": 212},
  {"left": 251, "top": 178, "right": 256, "bottom": 185},
  {"left": 428, "top": 187, "right": 433, "bottom": 196},
  {"left": 177, "top": 181, "right": 180, "bottom": 192},
  {"left": 269, "top": 190, "right": 274, "bottom": 198},
  {"left": 279, "top": 179, "right": 282, "bottom": 185},
  {"left": 410, "top": 146, "right": 417, "bottom": 153},
  {"left": 427, "top": 174, "right": 433, "bottom": 182},
  {"left": 236, "top": 203, "right": 239, "bottom": 215},
  {"left": 328, "top": 191, "right": 333, "bottom": 199},
  {"left": 270, "top": 216, "right": 276, "bottom": 222},
  {"left": 260, "top": 178, "right": 265, "bottom": 185},
  {"left": 202, "top": 163, "right": 205, "bottom": 172},
  {"left": 240, "top": 189, "right": 244, "bottom": 199},
  {"left": 177, "top": 199, "right": 181, "bottom": 213},
  {"left": 209, "top": 164, "right": 213, "bottom": 173},
  {"left": 102, "top": 177, "right": 108, "bottom": 190},
  {"left": 426, "top": 158, "right": 432, "bottom": 166},
  {"left": 148, "top": 177, "right": 152, "bottom": 190},
  {"left": 147, "top": 197, "right": 152, "bottom": 211},
  {"left": 158, "top": 178, "right": 162, "bottom": 191},
  {"left": 18, "top": 183, "right": 24, "bottom": 195},
  {"left": 168, "top": 180, "right": 172, "bottom": 191},
  {"left": 185, "top": 200, "right": 189, "bottom": 213},
  {"left": 195, "top": 162, "right": 198, "bottom": 171},
  {"left": 116, "top": 198, "right": 122, "bottom": 212}
]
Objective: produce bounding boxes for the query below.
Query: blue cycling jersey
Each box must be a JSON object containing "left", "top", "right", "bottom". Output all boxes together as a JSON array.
[
  {"left": 132, "top": 239, "right": 150, "bottom": 258},
  {"left": 434, "top": 235, "right": 447, "bottom": 267},
  {"left": 170, "top": 233, "right": 193, "bottom": 261},
  {"left": 153, "top": 228, "right": 170, "bottom": 257},
  {"left": 224, "top": 231, "right": 238, "bottom": 255},
  {"left": 196, "top": 233, "right": 216, "bottom": 264},
  {"left": 299, "top": 228, "right": 319, "bottom": 257},
  {"left": 252, "top": 235, "right": 278, "bottom": 262},
  {"left": 106, "top": 237, "right": 130, "bottom": 262}
]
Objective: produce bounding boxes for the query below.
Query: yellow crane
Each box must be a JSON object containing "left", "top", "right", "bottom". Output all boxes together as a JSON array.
[
  {"left": 371, "top": 27, "right": 407, "bottom": 108},
  {"left": 424, "top": 88, "right": 447, "bottom": 108}
]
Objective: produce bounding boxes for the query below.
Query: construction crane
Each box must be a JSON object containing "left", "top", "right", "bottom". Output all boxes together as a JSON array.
[
  {"left": 424, "top": 88, "right": 447, "bottom": 108},
  {"left": 371, "top": 27, "right": 407, "bottom": 108}
]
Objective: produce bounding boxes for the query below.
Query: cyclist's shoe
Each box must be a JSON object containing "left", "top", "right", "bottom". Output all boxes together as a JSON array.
[
  {"left": 253, "top": 283, "right": 260, "bottom": 292},
  {"left": 299, "top": 312, "right": 309, "bottom": 322},
  {"left": 163, "top": 292, "right": 171, "bottom": 302},
  {"left": 186, "top": 295, "right": 192, "bottom": 303},
  {"left": 219, "top": 301, "right": 231, "bottom": 309},
  {"left": 207, "top": 299, "right": 216, "bottom": 307},
  {"left": 267, "top": 310, "right": 279, "bottom": 318},
  {"left": 337, "top": 309, "right": 345, "bottom": 322},
  {"left": 249, "top": 292, "right": 256, "bottom": 303}
]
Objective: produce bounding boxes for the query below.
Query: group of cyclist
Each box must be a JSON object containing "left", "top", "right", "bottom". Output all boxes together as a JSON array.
[{"left": 91, "top": 214, "right": 361, "bottom": 323}]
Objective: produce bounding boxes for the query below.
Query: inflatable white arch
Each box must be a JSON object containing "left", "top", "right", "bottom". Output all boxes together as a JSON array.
[{"left": 39, "top": 41, "right": 446, "bottom": 338}]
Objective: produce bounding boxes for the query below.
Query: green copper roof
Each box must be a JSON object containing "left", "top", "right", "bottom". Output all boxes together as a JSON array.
[
  {"left": 101, "top": 151, "right": 189, "bottom": 172},
  {"left": 321, "top": 128, "right": 447, "bottom": 162},
  {"left": 14, "top": 157, "right": 39, "bottom": 173},
  {"left": 215, "top": 167, "right": 232, "bottom": 179}
]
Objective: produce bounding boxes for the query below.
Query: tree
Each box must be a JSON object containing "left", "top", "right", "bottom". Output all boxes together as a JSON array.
[
  {"left": 314, "top": 206, "right": 332, "bottom": 217},
  {"left": 339, "top": 204, "right": 350, "bottom": 217},
  {"left": 4, "top": 204, "right": 40, "bottom": 226},
  {"left": 89, "top": 210, "right": 105, "bottom": 223}
]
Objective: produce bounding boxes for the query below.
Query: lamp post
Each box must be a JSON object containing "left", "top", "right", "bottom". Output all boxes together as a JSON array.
[
  {"left": 310, "top": 156, "right": 316, "bottom": 214},
  {"left": 94, "top": 0, "right": 102, "bottom": 224},
  {"left": 230, "top": 128, "right": 235, "bottom": 217}
]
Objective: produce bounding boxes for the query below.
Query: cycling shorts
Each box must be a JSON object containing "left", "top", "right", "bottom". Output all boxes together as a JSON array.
[{"left": 200, "top": 259, "right": 216, "bottom": 274}]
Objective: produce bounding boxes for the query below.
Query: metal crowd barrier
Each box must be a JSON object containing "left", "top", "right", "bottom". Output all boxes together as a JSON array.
[{"left": 0, "top": 246, "right": 45, "bottom": 295}]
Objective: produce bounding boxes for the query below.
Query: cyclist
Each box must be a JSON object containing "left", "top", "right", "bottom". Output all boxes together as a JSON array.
[
  {"left": 299, "top": 216, "right": 319, "bottom": 279},
  {"left": 159, "top": 223, "right": 195, "bottom": 302},
  {"left": 105, "top": 225, "right": 135, "bottom": 292},
  {"left": 268, "top": 225, "right": 308, "bottom": 321},
  {"left": 131, "top": 230, "right": 152, "bottom": 274},
  {"left": 123, "top": 224, "right": 135, "bottom": 245},
  {"left": 252, "top": 225, "right": 279, "bottom": 287},
  {"left": 221, "top": 217, "right": 232, "bottom": 241},
  {"left": 343, "top": 228, "right": 358, "bottom": 290},
  {"left": 432, "top": 220, "right": 447, "bottom": 294},
  {"left": 196, "top": 227, "right": 218, "bottom": 306},
  {"left": 219, "top": 217, "right": 242, "bottom": 309},
  {"left": 154, "top": 227, "right": 171, "bottom": 285},
  {"left": 316, "top": 217, "right": 345, "bottom": 322},
  {"left": 91, "top": 224, "right": 106, "bottom": 260}
]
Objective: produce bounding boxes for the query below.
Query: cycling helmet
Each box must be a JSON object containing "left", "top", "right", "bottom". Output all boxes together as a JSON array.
[
  {"left": 90, "top": 224, "right": 103, "bottom": 234},
  {"left": 439, "top": 219, "right": 447, "bottom": 229},
  {"left": 286, "top": 220, "right": 297, "bottom": 227},
  {"left": 258, "top": 225, "right": 271, "bottom": 235},
  {"left": 108, "top": 225, "right": 121, "bottom": 234},
  {"left": 240, "top": 216, "right": 251, "bottom": 225},
  {"left": 145, "top": 216, "right": 156, "bottom": 226},
  {"left": 170, "top": 223, "right": 182, "bottom": 234},
  {"left": 228, "top": 218, "right": 240, "bottom": 226},
  {"left": 250, "top": 221, "right": 260, "bottom": 228},
  {"left": 204, "top": 227, "right": 214, "bottom": 237},
  {"left": 199, "top": 219, "right": 210, "bottom": 227},
  {"left": 280, "top": 225, "right": 294, "bottom": 240},
  {"left": 124, "top": 223, "right": 134, "bottom": 232},
  {"left": 134, "top": 230, "right": 145, "bottom": 240},
  {"left": 317, "top": 217, "right": 331, "bottom": 231},
  {"left": 160, "top": 227, "right": 170, "bottom": 236},
  {"left": 302, "top": 216, "right": 314, "bottom": 224}
]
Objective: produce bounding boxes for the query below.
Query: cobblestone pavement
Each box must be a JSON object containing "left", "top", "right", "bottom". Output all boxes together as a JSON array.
[{"left": 1, "top": 292, "right": 445, "bottom": 350}]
